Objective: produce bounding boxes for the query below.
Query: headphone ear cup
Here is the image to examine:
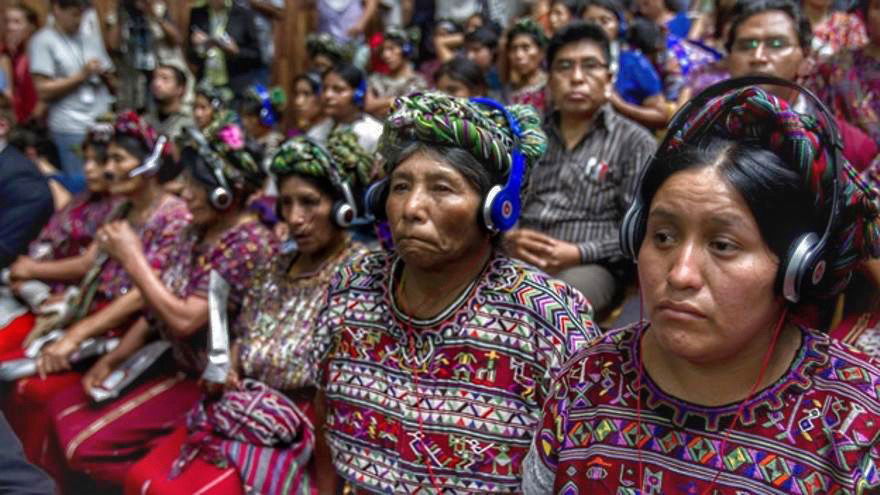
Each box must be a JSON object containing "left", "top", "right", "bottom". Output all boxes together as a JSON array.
[
  {"left": 482, "top": 184, "right": 520, "bottom": 233},
  {"left": 332, "top": 201, "right": 355, "bottom": 228},
  {"left": 364, "top": 179, "right": 389, "bottom": 220},
  {"left": 780, "top": 232, "right": 824, "bottom": 304},
  {"left": 619, "top": 201, "right": 645, "bottom": 260},
  {"left": 211, "top": 187, "right": 233, "bottom": 211}
]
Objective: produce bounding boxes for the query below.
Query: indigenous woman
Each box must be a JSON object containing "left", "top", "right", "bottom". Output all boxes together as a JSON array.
[
  {"left": 506, "top": 18, "right": 550, "bottom": 115},
  {"left": 239, "top": 84, "right": 286, "bottom": 165},
  {"left": 309, "top": 63, "right": 384, "bottom": 156},
  {"left": 290, "top": 72, "right": 325, "bottom": 137},
  {"left": 0, "top": 1, "right": 40, "bottom": 124},
  {"left": 806, "top": 0, "right": 880, "bottom": 146},
  {"left": 434, "top": 56, "right": 488, "bottom": 99},
  {"left": 305, "top": 32, "right": 353, "bottom": 75},
  {"left": 124, "top": 136, "right": 371, "bottom": 495},
  {"left": 3, "top": 112, "right": 190, "bottom": 474},
  {"left": 193, "top": 84, "right": 229, "bottom": 131},
  {"left": 521, "top": 81, "right": 880, "bottom": 494},
  {"left": 314, "top": 93, "right": 600, "bottom": 492},
  {"left": 365, "top": 28, "right": 429, "bottom": 117},
  {"left": 48, "top": 119, "right": 276, "bottom": 489}
]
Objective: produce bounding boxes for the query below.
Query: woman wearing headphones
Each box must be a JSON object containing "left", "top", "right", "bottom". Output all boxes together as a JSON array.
[
  {"left": 193, "top": 84, "right": 229, "bottom": 131},
  {"left": 291, "top": 72, "right": 325, "bottom": 137},
  {"left": 310, "top": 62, "right": 384, "bottom": 157},
  {"left": 123, "top": 135, "right": 371, "bottom": 495},
  {"left": 1, "top": 112, "right": 190, "bottom": 479},
  {"left": 522, "top": 79, "right": 880, "bottom": 494},
  {"left": 312, "top": 93, "right": 600, "bottom": 493},
  {"left": 239, "top": 84, "right": 286, "bottom": 164},
  {"left": 365, "top": 28, "right": 428, "bottom": 117},
  {"left": 47, "top": 120, "right": 276, "bottom": 489}
]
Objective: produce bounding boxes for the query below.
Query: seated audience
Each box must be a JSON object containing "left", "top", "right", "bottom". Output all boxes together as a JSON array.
[
  {"left": 507, "top": 22, "right": 657, "bottom": 316},
  {"left": 309, "top": 63, "right": 384, "bottom": 155}
]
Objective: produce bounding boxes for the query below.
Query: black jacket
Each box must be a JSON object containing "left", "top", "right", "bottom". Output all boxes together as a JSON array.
[
  {"left": 186, "top": 4, "right": 265, "bottom": 93},
  {"left": 0, "top": 412, "right": 55, "bottom": 494},
  {"left": 0, "top": 144, "right": 53, "bottom": 270}
]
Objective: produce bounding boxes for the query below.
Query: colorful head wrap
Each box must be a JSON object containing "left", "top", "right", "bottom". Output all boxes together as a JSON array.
[
  {"left": 326, "top": 128, "right": 373, "bottom": 189},
  {"left": 507, "top": 17, "right": 549, "bottom": 48},
  {"left": 667, "top": 85, "right": 880, "bottom": 297},
  {"left": 379, "top": 92, "right": 547, "bottom": 181},
  {"left": 184, "top": 114, "right": 264, "bottom": 192},
  {"left": 270, "top": 134, "right": 369, "bottom": 193},
  {"left": 195, "top": 82, "right": 232, "bottom": 110},
  {"left": 113, "top": 110, "right": 160, "bottom": 151},
  {"left": 384, "top": 26, "right": 421, "bottom": 53},
  {"left": 306, "top": 32, "right": 354, "bottom": 63},
  {"left": 244, "top": 84, "right": 287, "bottom": 115}
]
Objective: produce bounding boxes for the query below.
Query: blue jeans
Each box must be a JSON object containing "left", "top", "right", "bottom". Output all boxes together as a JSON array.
[{"left": 50, "top": 131, "right": 87, "bottom": 194}]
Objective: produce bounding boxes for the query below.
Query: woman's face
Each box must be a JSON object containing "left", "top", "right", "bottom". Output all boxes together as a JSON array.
[
  {"left": 549, "top": 3, "right": 573, "bottom": 34},
  {"left": 508, "top": 34, "right": 544, "bottom": 78},
  {"left": 82, "top": 145, "right": 109, "bottom": 194},
  {"left": 386, "top": 150, "right": 487, "bottom": 271},
  {"left": 5, "top": 7, "right": 33, "bottom": 47},
  {"left": 311, "top": 54, "right": 335, "bottom": 74},
  {"left": 180, "top": 171, "right": 220, "bottom": 226},
  {"left": 583, "top": 5, "right": 621, "bottom": 42},
  {"left": 638, "top": 166, "right": 784, "bottom": 366},
  {"left": 322, "top": 71, "right": 357, "bottom": 120},
  {"left": 106, "top": 142, "right": 146, "bottom": 196},
  {"left": 381, "top": 40, "right": 406, "bottom": 72},
  {"left": 465, "top": 42, "right": 494, "bottom": 70},
  {"left": 292, "top": 79, "right": 321, "bottom": 124},
  {"left": 436, "top": 74, "right": 478, "bottom": 98},
  {"left": 278, "top": 175, "right": 340, "bottom": 256},
  {"left": 193, "top": 95, "right": 215, "bottom": 130},
  {"left": 637, "top": 0, "right": 665, "bottom": 19},
  {"left": 868, "top": 0, "right": 880, "bottom": 46}
]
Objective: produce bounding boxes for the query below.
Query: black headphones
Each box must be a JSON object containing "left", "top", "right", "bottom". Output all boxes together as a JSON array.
[
  {"left": 364, "top": 96, "right": 526, "bottom": 234},
  {"left": 275, "top": 138, "right": 358, "bottom": 228},
  {"left": 619, "top": 76, "right": 842, "bottom": 304},
  {"left": 185, "top": 127, "right": 234, "bottom": 211}
]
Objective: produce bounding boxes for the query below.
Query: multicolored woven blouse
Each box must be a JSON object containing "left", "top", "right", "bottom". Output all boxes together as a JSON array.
[
  {"left": 152, "top": 219, "right": 277, "bottom": 373},
  {"left": 236, "top": 238, "right": 368, "bottom": 391},
  {"left": 522, "top": 323, "right": 880, "bottom": 495},
  {"left": 315, "top": 250, "right": 600, "bottom": 493},
  {"left": 805, "top": 48, "right": 880, "bottom": 146},
  {"left": 28, "top": 193, "right": 120, "bottom": 261},
  {"left": 810, "top": 12, "right": 868, "bottom": 62},
  {"left": 96, "top": 194, "right": 190, "bottom": 301},
  {"left": 509, "top": 73, "right": 549, "bottom": 116}
]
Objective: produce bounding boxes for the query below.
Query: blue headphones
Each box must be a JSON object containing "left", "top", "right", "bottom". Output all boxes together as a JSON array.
[
  {"left": 352, "top": 78, "right": 367, "bottom": 108},
  {"left": 364, "top": 96, "right": 525, "bottom": 234},
  {"left": 619, "top": 76, "right": 843, "bottom": 304},
  {"left": 253, "top": 84, "right": 278, "bottom": 127}
]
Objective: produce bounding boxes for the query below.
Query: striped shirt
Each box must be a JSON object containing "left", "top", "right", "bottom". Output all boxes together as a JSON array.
[{"left": 520, "top": 105, "right": 656, "bottom": 263}]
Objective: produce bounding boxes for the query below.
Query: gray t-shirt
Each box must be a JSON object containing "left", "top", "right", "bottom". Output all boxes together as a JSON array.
[{"left": 28, "top": 11, "right": 113, "bottom": 134}]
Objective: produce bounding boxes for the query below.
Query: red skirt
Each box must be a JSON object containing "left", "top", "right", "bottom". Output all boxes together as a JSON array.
[
  {"left": 0, "top": 312, "right": 36, "bottom": 355},
  {"left": 49, "top": 370, "right": 202, "bottom": 486},
  {"left": 124, "top": 426, "right": 245, "bottom": 495}
]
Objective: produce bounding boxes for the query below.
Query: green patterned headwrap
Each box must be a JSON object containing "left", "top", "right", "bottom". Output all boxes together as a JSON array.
[
  {"left": 306, "top": 32, "right": 354, "bottom": 63},
  {"left": 270, "top": 135, "right": 370, "bottom": 193},
  {"left": 182, "top": 111, "right": 264, "bottom": 192},
  {"left": 379, "top": 91, "right": 547, "bottom": 180},
  {"left": 507, "top": 17, "right": 548, "bottom": 48},
  {"left": 326, "top": 128, "right": 373, "bottom": 189}
]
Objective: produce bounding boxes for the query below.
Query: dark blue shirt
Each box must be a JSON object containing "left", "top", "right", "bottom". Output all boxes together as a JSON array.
[
  {"left": 615, "top": 49, "right": 663, "bottom": 105},
  {"left": 666, "top": 12, "right": 691, "bottom": 38},
  {"left": 0, "top": 144, "right": 54, "bottom": 269}
]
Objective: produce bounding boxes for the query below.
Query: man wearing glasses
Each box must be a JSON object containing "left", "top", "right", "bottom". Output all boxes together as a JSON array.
[
  {"left": 505, "top": 21, "right": 656, "bottom": 318},
  {"left": 726, "top": 0, "right": 878, "bottom": 171}
]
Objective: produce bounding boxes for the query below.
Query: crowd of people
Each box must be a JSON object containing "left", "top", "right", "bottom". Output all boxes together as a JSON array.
[{"left": 0, "top": 0, "right": 879, "bottom": 493}]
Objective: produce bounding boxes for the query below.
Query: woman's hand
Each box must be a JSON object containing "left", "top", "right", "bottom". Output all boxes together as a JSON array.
[
  {"left": 97, "top": 221, "right": 142, "bottom": 262},
  {"left": 9, "top": 256, "right": 35, "bottom": 282},
  {"left": 36, "top": 334, "right": 81, "bottom": 377},
  {"left": 82, "top": 354, "right": 116, "bottom": 396}
]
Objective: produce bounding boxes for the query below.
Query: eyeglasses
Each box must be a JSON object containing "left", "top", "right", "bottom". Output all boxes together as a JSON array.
[
  {"left": 731, "top": 37, "right": 795, "bottom": 53},
  {"left": 551, "top": 58, "right": 609, "bottom": 76}
]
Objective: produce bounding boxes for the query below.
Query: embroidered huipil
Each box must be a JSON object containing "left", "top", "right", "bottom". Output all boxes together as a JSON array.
[
  {"left": 316, "top": 250, "right": 600, "bottom": 493},
  {"left": 509, "top": 73, "right": 549, "bottom": 116},
  {"left": 151, "top": 219, "right": 277, "bottom": 373},
  {"left": 522, "top": 323, "right": 880, "bottom": 495},
  {"left": 28, "top": 194, "right": 120, "bottom": 261},
  {"left": 97, "top": 195, "right": 190, "bottom": 301},
  {"left": 236, "top": 239, "right": 368, "bottom": 390}
]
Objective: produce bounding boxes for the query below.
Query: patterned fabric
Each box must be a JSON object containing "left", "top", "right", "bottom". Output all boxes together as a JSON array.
[
  {"left": 683, "top": 62, "right": 729, "bottom": 97},
  {"left": 28, "top": 193, "right": 119, "bottom": 261},
  {"left": 380, "top": 92, "right": 548, "bottom": 179},
  {"left": 833, "top": 310, "right": 880, "bottom": 358},
  {"left": 509, "top": 75, "right": 549, "bottom": 117},
  {"left": 668, "top": 84, "right": 880, "bottom": 298},
  {"left": 368, "top": 72, "right": 429, "bottom": 101},
  {"left": 507, "top": 17, "right": 549, "bottom": 48},
  {"left": 97, "top": 194, "right": 190, "bottom": 301},
  {"left": 316, "top": 250, "right": 600, "bottom": 493},
  {"left": 522, "top": 322, "right": 880, "bottom": 495},
  {"left": 805, "top": 48, "right": 880, "bottom": 147},
  {"left": 187, "top": 120, "right": 265, "bottom": 192},
  {"left": 237, "top": 239, "right": 367, "bottom": 390},
  {"left": 810, "top": 12, "right": 868, "bottom": 62},
  {"left": 326, "top": 128, "right": 374, "bottom": 188},
  {"left": 171, "top": 379, "right": 314, "bottom": 495},
  {"left": 520, "top": 106, "right": 657, "bottom": 263},
  {"left": 306, "top": 32, "right": 354, "bottom": 63},
  {"left": 271, "top": 133, "right": 371, "bottom": 191},
  {"left": 114, "top": 110, "right": 161, "bottom": 150},
  {"left": 150, "top": 219, "right": 277, "bottom": 373}
]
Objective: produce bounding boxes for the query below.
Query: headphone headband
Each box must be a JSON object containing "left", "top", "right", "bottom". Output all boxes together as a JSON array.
[{"left": 253, "top": 83, "right": 278, "bottom": 127}]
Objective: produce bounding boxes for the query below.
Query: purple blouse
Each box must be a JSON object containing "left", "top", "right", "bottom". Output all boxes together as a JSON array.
[{"left": 28, "top": 194, "right": 121, "bottom": 261}]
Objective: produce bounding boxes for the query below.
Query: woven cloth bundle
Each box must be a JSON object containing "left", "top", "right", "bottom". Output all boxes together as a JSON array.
[
  {"left": 379, "top": 91, "right": 547, "bottom": 181},
  {"left": 666, "top": 85, "right": 880, "bottom": 297},
  {"left": 270, "top": 134, "right": 371, "bottom": 192}
]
